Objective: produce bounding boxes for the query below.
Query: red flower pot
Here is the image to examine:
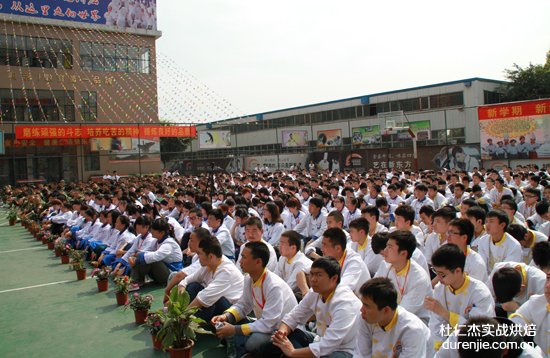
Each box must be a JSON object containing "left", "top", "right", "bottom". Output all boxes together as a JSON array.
[
  {"left": 41, "top": 237, "right": 47, "bottom": 245},
  {"left": 168, "top": 341, "right": 194, "bottom": 358},
  {"left": 60, "top": 255, "right": 69, "bottom": 264},
  {"left": 36, "top": 235, "right": 42, "bottom": 241},
  {"left": 97, "top": 279, "right": 108, "bottom": 292},
  {"left": 152, "top": 335, "right": 163, "bottom": 350},
  {"left": 54, "top": 248, "right": 61, "bottom": 257},
  {"left": 76, "top": 269, "right": 86, "bottom": 280},
  {"left": 115, "top": 292, "right": 128, "bottom": 306},
  {"left": 134, "top": 309, "right": 148, "bottom": 324},
  {"left": 47, "top": 242, "right": 55, "bottom": 250}
]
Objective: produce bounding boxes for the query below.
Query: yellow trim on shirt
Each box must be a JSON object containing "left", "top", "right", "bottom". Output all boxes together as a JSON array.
[
  {"left": 225, "top": 308, "right": 241, "bottom": 322},
  {"left": 450, "top": 274, "right": 470, "bottom": 295},
  {"left": 241, "top": 323, "right": 252, "bottom": 336},
  {"left": 338, "top": 250, "right": 347, "bottom": 267},
  {"left": 449, "top": 312, "right": 460, "bottom": 328},
  {"left": 358, "top": 236, "right": 369, "bottom": 251},
  {"left": 434, "top": 341, "right": 443, "bottom": 351},
  {"left": 253, "top": 269, "right": 267, "bottom": 287},
  {"left": 322, "top": 289, "right": 336, "bottom": 304},
  {"left": 381, "top": 308, "right": 398, "bottom": 332},
  {"left": 493, "top": 233, "right": 506, "bottom": 246},
  {"left": 396, "top": 260, "right": 411, "bottom": 277}
]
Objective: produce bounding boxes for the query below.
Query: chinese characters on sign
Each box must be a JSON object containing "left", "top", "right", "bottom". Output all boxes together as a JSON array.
[{"left": 15, "top": 125, "right": 196, "bottom": 140}]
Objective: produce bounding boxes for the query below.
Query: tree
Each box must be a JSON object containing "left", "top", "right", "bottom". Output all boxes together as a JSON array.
[
  {"left": 160, "top": 135, "right": 192, "bottom": 168},
  {"left": 500, "top": 50, "right": 550, "bottom": 102}
]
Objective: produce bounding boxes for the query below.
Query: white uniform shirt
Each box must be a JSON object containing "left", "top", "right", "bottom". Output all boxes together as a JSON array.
[
  {"left": 180, "top": 256, "right": 244, "bottom": 307},
  {"left": 410, "top": 197, "right": 435, "bottom": 221},
  {"left": 338, "top": 249, "right": 371, "bottom": 295},
  {"left": 510, "top": 294, "right": 550, "bottom": 356},
  {"left": 375, "top": 260, "right": 433, "bottom": 323},
  {"left": 210, "top": 225, "right": 235, "bottom": 259},
  {"left": 226, "top": 270, "right": 297, "bottom": 335},
  {"left": 464, "top": 247, "right": 488, "bottom": 282},
  {"left": 143, "top": 236, "right": 182, "bottom": 267},
  {"left": 488, "top": 262, "right": 546, "bottom": 306},
  {"left": 477, "top": 233, "right": 523, "bottom": 274},
  {"left": 282, "top": 285, "right": 362, "bottom": 357},
  {"left": 274, "top": 251, "right": 312, "bottom": 293},
  {"left": 355, "top": 306, "right": 430, "bottom": 358},
  {"left": 293, "top": 211, "right": 328, "bottom": 239},
  {"left": 122, "top": 232, "right": 156, "bottom": 262},
  {"left": 262, "top": 222, "right": 285, "bottom": 247},
  {"left": 350, "top": 237, "right": 382, "bottom": 277}
]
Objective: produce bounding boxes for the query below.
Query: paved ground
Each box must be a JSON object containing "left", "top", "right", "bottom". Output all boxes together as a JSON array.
[{"left": 0, "top": 215, "right": 225, "bottom": 358}]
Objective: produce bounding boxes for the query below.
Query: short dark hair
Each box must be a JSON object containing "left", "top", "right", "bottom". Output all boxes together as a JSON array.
[
  {"left": 309, "top": 197, "right": 324, "bottom": 209},
  {"left": 151, "top": 217, "right": 170, "bottom": 234},
  {"left": 431, "top": 244, "right": 466, "bottom": 272},
  {"left": 486, "top": 210, "right": 509, "bottom": 229},
  {"left": 466, "top": 206, "right": 487, "bottom": 225},
  {"left": 371, "top": 232, "right": 390, "bottom": 254},
  {"left": 281, "top": 230, "right": 301, "bottom": 251},
  {"left": 245, "top": 216, "right": 263, "bottom": 230},
  {"left": 448, "top": 218, "right": 474, "bottom": 245},
  {"left": 198, "top": 234, "right": 223, "bottom": 258},
  {"left": 394, "top": 205, "right": 415, "bottom": 226},
  {"left": 532, "top": 241, "right": 550, "bottom": 271},
  {"left": 134, "top": 215, "right": 152, "bottom": 227},
  {"left": 311, "top": 256, "right": 340, "bottom": 283},
  {"left": 322, "top": 228, "right": 347, "bottom": 250},
  {"left": 359, "top": 277, "right": 398, "bottom": 310},
  {"left": 500, "top": 199, "right": 517, "bottom": 213},
  {"left": 432, "top": 207, "right": 457, "bottom": 222},
  {"left": 348, "top": 217, "right": 369, "bottom": 234},
  {"left": 327, "top": 210, "right": 344, "bottom": 224},
  {"left": 244, "top": 241, "right": 270, "bottom": 268},
  {"left": 208, "top": 208, "right": 224, "bottom": 222},
  {"left": 492, "top": 267, "right": 522, "bottom": 303},
  {"left": 192, "top": 227, "right": 212, "bottom": 241},
  {"left": 415, "top": 184, "right": 428, "bottom": 193},
  {"left": 506, "top": 224, "right": 528, "bottom": 243},
  {"left": 419, "top": 205, "right": 435, "bottom": 217},
  {"left": 361, "top": 205, "right": 380, "bottom": 221},
  {"left": 388, "top": 230, "right": 417, "bottom": 259}
]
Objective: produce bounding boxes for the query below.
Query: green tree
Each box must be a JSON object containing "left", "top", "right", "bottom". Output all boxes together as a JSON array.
[
  {"left": 500, "top": 50, "right": 550, "bottom": 102},
  {"left": 160, "top": 136, "right": 192, "bottom": 168}
]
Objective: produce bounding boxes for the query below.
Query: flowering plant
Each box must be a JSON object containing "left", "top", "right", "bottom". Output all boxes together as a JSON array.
[
  {"left": 55, "top": 240, "right": 70, "bottom": 255},
  {"left": 45, "top": 234, "right": 57, "bottom": 243},
  {"left": 125, "top": 292, "right": 153, "bottom": 311},
  {"left": 143, "top": 311, "right": 164, "bottom": 335},
  {"left": 69, "top": 248, "right": 86, "bottom": 271},
  {"left": 91, "top": 267, "right": 110, "bottom": 281},
  {"left": 113, "top": 276, "right": 132, "bottom": 294}
]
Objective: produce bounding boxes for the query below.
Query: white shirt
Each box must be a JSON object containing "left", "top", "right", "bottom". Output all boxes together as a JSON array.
[
  {"left": 488, "top": 261, "right": 546, "bottom": 306},
  {"left": 210, "top": 225, "right": 235, "bottom": 259},
  {"left": 293, "top": 211, "right": 328, "bottom": 239},
  {"left": 282, "top": 285, "right": 362, "bottom": 357},
  {"left": 262, "top": 221, "right": 285, "bottom": 247},
  {"left": 510, "top": 294, "right": 550, "bottom": 356},
  {"left": 274, "top": 251, "right": 312, "bottom": 293},
  {"left": 236, "top": 240, "right": 277, "bottom": 273},
  {"left": 338, "top": 249, "right": 371, "bottom": 295},
  {"left": 180, "top": 256, "right": 244, "bottom": 307},
  {"left": 143, "top": 236, "right": 182, "bottom": 267},
  {"left": 477, "top": 233, "right": 523, "bottom": 274}
]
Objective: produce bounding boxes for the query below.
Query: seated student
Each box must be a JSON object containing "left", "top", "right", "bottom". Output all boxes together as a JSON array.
[
  {"left": 87, "top": 210, "right": 112, "bottom": 260},
  {"left": 164, "top": 227, "right": 211, "bottom": 304},
  {"left": 354, "top": 277, "right": 430, "bottom": 357},
  {"left": 262, "top": 202, "right": 285, "bottom": 248},
  {"left": 76, "top": 209, "right": 105, "bottom": 250},
  {"left": 212, "top": 241, "right": 297, "bottom": 358},
  {"left": 344, "top": 197, "right": 361, "bottom": 230},
  {"left": 375, "top": 230, "right": 433, "bottom": 324},
  {"left": 375, "top": 197, "right": 397, "bottom": 229},
  {"left": 284, "top": 197, "right": 307, "bottom": 231},
  {"left": 305, "top": 210, "right": 349, "bottom": 260},
  {"left": 410, "top": 184, "right": 435, "bottom": 222},
  {"left": 207, "top": 209, "right": 235, "bottom": 261},
  {"left": 361, "top": 205, "right": 389, "bottom": 238},
  {"left": 128, "top": 218, "right": 183, "bottom": 290},
  {"left": 418, "top": 205, "right": 435, "bottom": 237},
  {"left": 230, "top": 207, "right": 249, "bottom": 255},
  {"left": 94, "top": 215, "right": 136, "bottom": 267},
  {"left": 111, "top": 216, "right": 156, "bottom": 276},
  {"left": 293, "top": 197, "right": 328, "bottom": 247},
  {"left": 465, "top": 206, "right": 489, "bottom": 252},
  {"left": 425, "top": 244, "right": 495, "bottom": 354},
  {"left": 532, "top": 241, "right": 550, "bottom": 274},
  {"left": 488, "top": 261, "right": 546, "bottom": 315},
  {"left": 500, "top": 198, "right": 526, "bottom": 225},
  {"left": 506, "top": 223, "right": 548, "bottom": 265},
  {"left": 274, "top": 230, "right": 312, "bottom": 301},
  {"left": 262, "top": 257, "right": 362, "bottom": 358},
  {"left": 477, "top": 210, "right": 522, "bottom": 274},
  {"left": 49, "top": 203, "right": 73, "bottom": 235},
  {"left": 348, "top": 217, "right": 382, "bottom": 277},
  {"left": 423, "top": 207, "right": 456, "bottom": 267},
  {"left": 177, "top": 234, "right": 243, "bottom": 322},
  {"left": 235, "top": 217, "right": 277, "bottom": 272},
  {"left": 390, "top": 204, "right": 426, "bottom": 250},
  {"left": 510, "top": 272, "right": 550, "bottom": 356}
]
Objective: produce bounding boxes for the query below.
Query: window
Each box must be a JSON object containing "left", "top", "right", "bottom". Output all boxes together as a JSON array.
[
  {"left": 0, "top": 89, "right": 74, "bottom": 122},
  {"left": 429, "top": 92, "right": 463, "bottom": 108},
  {"left": 80, "top": 42, "right": 150, "bottom": 74},
  {"left": 484, "top": 91, "right": 503, "bottom": 104},
  {"left": 80, "top": 91, "right": 97, "bottom": 121},
  {"left": 0, "top": 34, "right": 72, "bottom": 69},
  {"left": 84, "top": 152, "right": 100, "bottom": 171}
]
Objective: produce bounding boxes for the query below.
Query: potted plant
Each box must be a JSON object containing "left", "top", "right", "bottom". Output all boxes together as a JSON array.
[
  {"left": 157, "top": 288, "right": 210, "bottom": 358},
  {"left": 53, "top": 240, "right": 65, "bottom": 257},
  {"left": 7, "top": 209, "right": 17, "bottom": 226},
  {"left": 36, "top": 230, "right": 47, "bottom": 244},
  {"left": 113, "top": 276, "right": 132, "bottom": 306},
  {"left": 125, "top": 292, "right": 153, "bottom": 324},
  {"left": 69, "top": 248, "right": 87, "bottom": 280},
  {"left": 143, "top": 311, "right": 165, "bottom": 350},
  {"left": 46, "top": 234, "right": 56, "bottom": 250},
  {"left": 91, "top": 267, "right": 110, "bottom": 292}
]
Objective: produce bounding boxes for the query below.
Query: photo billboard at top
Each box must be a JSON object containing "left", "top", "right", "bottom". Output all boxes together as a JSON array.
[{"left": 1, "top": 0, "right": 157, "bottom": 30}]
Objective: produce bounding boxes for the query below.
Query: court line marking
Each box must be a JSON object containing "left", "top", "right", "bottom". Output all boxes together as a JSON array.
[
  {"left": 0, "top": 279, "right": 76, "bottom": 294},
  {"left": 0, "top": 247, "right": 45, "bottom": 254}
]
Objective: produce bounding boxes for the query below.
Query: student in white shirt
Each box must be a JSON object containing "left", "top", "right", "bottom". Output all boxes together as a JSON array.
[
  {"left": 410, "top": 184, "right": 435, "bottom": 222},
  {"left": 274, "top": 230, "right": 312, "bottom": 300},
  {"left": 178, "top": 234, "right": 244, "bottom": 322},
  {"left": 207, "top": 209, "right": 235, "bottom": 261},
  {"left": 349, "top": 217, "right": 381, "bottom": 277},
  {"left": 262, "top": 202, "right": 285, "bottom": 248},
  {"left": 391, "top": 205, "right": 426, "bottom": 249},
  {"left": 283, "top": 197, "right": 306, "bottom": 231},
  {"left": 355, "top": 277, "right": 430, "bottom": 358},
  {"left": 423, "top": 207, "right": 456, "bottom": 267},
  {"left": 445, "top": 218, "right": 488, "bottom": 282},
  {"left": 506, "top": 224, "right": 548, "bottom": 265},
  {"left": 212, "top": 241, "right": 297, "bottom": 357},
  {"left": 112, "top": 215, "right": 156, "bottom": 277},
  {"left": 465, "top": 206, "right": 488, "bottom": 252},
  {"left": 362, "top": 205, "right": 389, "bottom": 238},
  {"left": 477, "top": 210, "right": 523, "bottom": 274},
  {"left": 425, "top": 244, "right": 495, "bottom": 354},
  {"left": 265, "top": 257, "right": 362, "bottom": 358},
  {"left": 532, "top": 241, "right": 550, "bottom": 274},
  {"left": 235, "top": 217, "right": 278, "bottom": 273},
  {"left": 293, "top": 197, "right": 327, "bottom": 247},
  {"left": 304, "top": 210, "right": 349, "bottom": 260},
  {"left": 375, "top": 230, "right": 433, "bottom": 324},
  {"left": 344, "top": 197, "right": 361, "bottom": 230}
]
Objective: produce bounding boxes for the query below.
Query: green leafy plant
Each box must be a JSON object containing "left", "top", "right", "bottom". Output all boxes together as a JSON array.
[
  {"left": 125, "top": 292, "right": 153, "bottom": 311},
  {"left": 91, "top": 267, "right": 110, "bottom": 281},
  {"left": 45, "top": 234, "right": 57, "bottom": 243},
  {"left": 143, "top": 310, "right": 165, "bottom": 335},
  {"left": 113, "top": 276, "right": 132, "bottom": 294},
  {"left": 7, "top": 209, "right": 17, "bottom": 222},
  {"left": 69, "top": 249, "right": 86, "bottom": 271},
  {"left": 157, "top": 288, "right": 211, "bottom": 349},
  {"left": 54, "top": 240, "right": 70, "bottom": 255}
]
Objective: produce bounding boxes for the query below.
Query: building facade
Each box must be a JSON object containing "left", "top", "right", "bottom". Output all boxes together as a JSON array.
[{"left": 0, "top": 2, "right": 162, "bottom": 185}]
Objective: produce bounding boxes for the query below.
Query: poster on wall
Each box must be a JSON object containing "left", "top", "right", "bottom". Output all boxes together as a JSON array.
[
  {"left": 431, "top": 145, "right": 481, "bottom": 172},
  {"left": 316, "top": 129, "right": 342, "bottom": 147},
  {"left": 91, "top": 137, "right": 160, "bottom": 162},
  {"left": 198, "top": 130, "right": 231, "bottom": 149},
  {"left": 1, "top": 0, "right": 157, "bottom": 30},
  {"left": 281, "top": 130, "right": 309, "bottom": 147},
  {"left": 478, "top": 99, "right": 550, "bottom": 160},
  {"left": 397, "top": 120, "right": 431, "bottom": 140},
  {"left": 351, "top": 126, "right": 380, "bottom": 145}
]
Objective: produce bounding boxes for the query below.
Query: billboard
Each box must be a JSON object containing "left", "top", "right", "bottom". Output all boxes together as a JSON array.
[
  {"left": 281, "top": 130, "right": 308, "bottom": 147},
  {"left": 397, "top": 120, "right": 431, "bottom": 140},
  {"left": 316, "top": 129, "right": 342, "bottom": 147},
  {"left": 352, "top": 125, "right": 381, "bottom": 145},
  {"left": 90, "top": 137, "right": 160, "bottom": 163},
  {"left": 1, "top": 0, "right": 157, "bottom": 30},
  {"left": 431, "top": 145, "right": 481, "bottom": 172},
  {"left": 198, "top": 130, "right": 231, "bottom": 149},
  {"left": 478, "top": 99, "right": 550, "bottom": 160}
]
